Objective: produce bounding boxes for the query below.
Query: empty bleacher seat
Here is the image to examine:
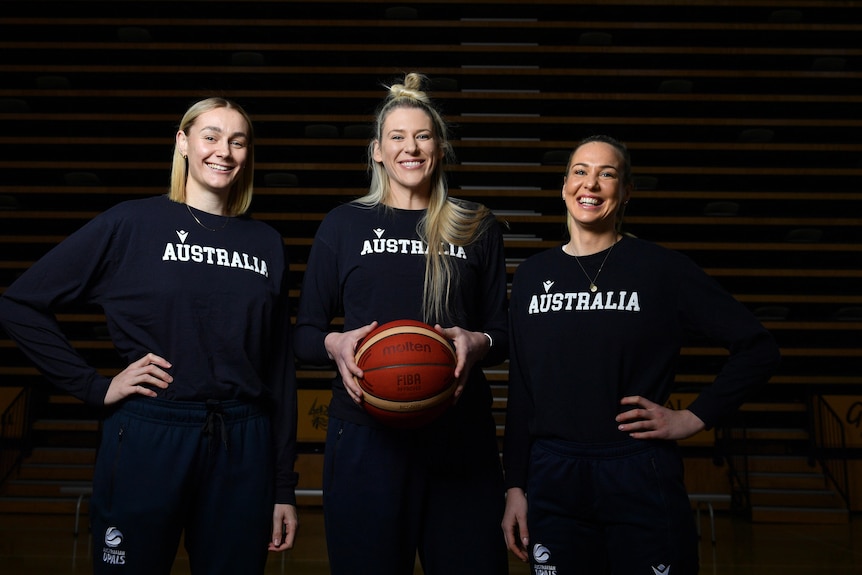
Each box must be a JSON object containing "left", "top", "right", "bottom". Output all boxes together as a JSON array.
[
  {"left": 0, "top": 195, "right": 21, "bottom": 210},
  {"left": 541, "top": 150, "right": 570, "bottom": 166},
  {"left": 0, "top": 98, "right": 30, "bottom": 113},
  {"left": 384, "top": 6, "right": 418, "bottom": 19},
  {"left": 35, "top": 75, "right": 72, "bottom": 89},
  {"left": 703, "top": 201, "right": 740, "bottom": 217},
  {"left": 63, "top": 172, "right": 102, "bottom": 186},
  {"left": 342, "top": 124, "right": 373, "bottom": 140},
  {"left": 657, "top": 79, "right": 693, "bottom": 93},
  {"left": 784, "top": 228, "right": 823, "bottom": 243},
  {"left": 767, "top": 9, "right": 803, "bottom": 23},
  {"left": 116, "top": 26, "right": 152, "bottom": 42},
  {"left": 578, "top": 31, "right": 613, "bottom": 46},
  {"left": 812, "top": 57, "right": 846, "bottom": 71},
  {"left": 633, "top": 176, "right": 659, "bottom": 191},
  {"left": 429, "top": 77, "right": 459, "bottom": 92},
  {"left": 738, "top": 128, "right": 775, "bottom": 143},
  {"left": 263, "top": 172, "right": 299, "bottom": 187},
  {"left": 833, "top": 307, "right": 862, "bottom": 321},
  {"left": 754, "top": 306, "right": 790, "bottom": 321},
  {"left": 304, "top": 124, "right": 339, "bottom": 139},
  {"left": 230, "top": 51, "right": 266, "bottom": 66}
]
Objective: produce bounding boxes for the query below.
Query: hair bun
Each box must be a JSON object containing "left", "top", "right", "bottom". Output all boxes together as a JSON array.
[{"left": 388, "top": 72, "right": 431, "bottom": 104}]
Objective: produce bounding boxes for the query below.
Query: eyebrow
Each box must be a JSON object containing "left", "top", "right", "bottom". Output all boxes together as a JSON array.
[
  {"left": 572, "top": 162, "right": 619, "bottom": 171},
  {"left": 387, "top": 128, "right": 432, "bottom": 134},
  {"left": 199, "top": 126, "right": 248, "bottom": 139}
]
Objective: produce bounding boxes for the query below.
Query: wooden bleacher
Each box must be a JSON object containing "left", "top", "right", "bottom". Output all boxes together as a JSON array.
[{"left": 1, "top": 0, "right": 860, "bottom": 517}]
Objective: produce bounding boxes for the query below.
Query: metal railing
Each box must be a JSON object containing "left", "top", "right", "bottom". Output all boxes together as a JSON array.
[
  {"left": 0, "top": 387, "right": 32, "bottom": 484},
  {"left": 809, "top": 393, "right": 850, "bottom": 511},
  {"left": 716, "top": 411, "right": 751, "bottom": 516}
]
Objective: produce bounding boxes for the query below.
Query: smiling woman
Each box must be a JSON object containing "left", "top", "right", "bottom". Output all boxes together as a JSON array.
[
  {"left": 502, "top": 135, "right": 781, "bottom": 574},
  {"left": 0, "top": 97, "right": 299, "bottom": 575},
  {"left": 561, "top": 134, "right": 633, "bottom": 245},
  {"left": 170, "top": 97, "right": 256, "bottom": 218},
  {"left": 293, "top": 73, "right": 511, "bottom": 575},
  {"left": 371, "top": 107, "right": 442, "bottom": 206}
]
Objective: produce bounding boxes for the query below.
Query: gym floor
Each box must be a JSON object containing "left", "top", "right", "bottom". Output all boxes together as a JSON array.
[{"left": 1, "top": 508, "right": 860, "bottom": 574}]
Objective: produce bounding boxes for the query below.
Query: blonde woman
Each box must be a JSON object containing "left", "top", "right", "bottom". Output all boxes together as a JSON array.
[
  {"left": 295, "top": 74, "right": 509, "bottom": 575},
  {"left": 0, "top": 98, "right": 298, "bottom": 574}
]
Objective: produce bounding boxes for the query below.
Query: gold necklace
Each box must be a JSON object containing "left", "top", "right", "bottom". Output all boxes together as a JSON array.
[
  {"left": 187, "top": 203, "right": 229, "bottom": 232},
  {"left": 566, "top": 239, "right": 617, "bottom": 293}
]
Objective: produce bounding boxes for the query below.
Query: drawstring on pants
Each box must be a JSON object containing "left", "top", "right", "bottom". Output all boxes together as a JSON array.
[{"left": 202, "top": 399, "right": 229, "bottom": 453}]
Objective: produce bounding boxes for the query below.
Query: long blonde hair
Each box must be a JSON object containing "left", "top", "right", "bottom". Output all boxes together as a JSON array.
[
  {"left": 169, "top": 97, "right": 255, "bottom": 216},
  {"left": 357, "top": 73, "right": 492, "bottom": 323}
]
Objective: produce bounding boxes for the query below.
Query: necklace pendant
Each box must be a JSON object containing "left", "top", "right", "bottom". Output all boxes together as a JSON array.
[{"left": 570, "top": 238, "right": 618, "bottom": 296}]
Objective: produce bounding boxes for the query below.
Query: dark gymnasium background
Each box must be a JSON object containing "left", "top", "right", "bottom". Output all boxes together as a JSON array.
[{"left": 1, "top": 0, "right": 860, "bottom": 531}]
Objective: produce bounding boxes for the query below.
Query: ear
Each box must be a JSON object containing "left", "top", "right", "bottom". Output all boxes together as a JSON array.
[
  {"left": 176, "top": 130, "right": 188, "bottom": 157},
  {"left": 371, "top": 140, "right": 383, "bottom": 163},
  {"left": 622, "top": 182, "right": 633, "bottom": 205}
]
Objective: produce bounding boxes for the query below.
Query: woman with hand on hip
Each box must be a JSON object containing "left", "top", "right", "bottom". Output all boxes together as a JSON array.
[
  {"left": 502, "top": 134, "right": 780, "bottom": 575},
  {"left": 0, "top": 97, "right": 299, "bottom": 574}
]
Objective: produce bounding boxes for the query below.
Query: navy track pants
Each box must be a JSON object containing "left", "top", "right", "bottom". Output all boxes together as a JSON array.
[
  {"left": 89, "top": 397, "right": 274, "bottom": 575},
  {"left": 525, "top": 438, "right": 699, "bottom": 575},
  {"left": 323, "top": 415, "right": 509, "bottom": 575}
]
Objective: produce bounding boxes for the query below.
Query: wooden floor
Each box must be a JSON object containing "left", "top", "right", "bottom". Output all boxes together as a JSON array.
[{"left": 1, "top": 508, "right": 861, "bottom": 574}]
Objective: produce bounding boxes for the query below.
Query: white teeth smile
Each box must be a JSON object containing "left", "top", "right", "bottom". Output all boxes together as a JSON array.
[
  {"left": 401, "top": 161, "right": 422, "bottom": 168},
  {"left": 207, "top": 163, "right": 231, "bottom": 171},
  {"left": 579, "top": 197, "right": 600, "bottom": 205}
]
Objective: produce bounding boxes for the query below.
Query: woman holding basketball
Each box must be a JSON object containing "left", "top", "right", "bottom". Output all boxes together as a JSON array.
[
  {"left": 294, "top": 73, "right": 509, "bottom": 575},
  {"left": 501, "top": 135, "right": 780, "bottom": 574}
]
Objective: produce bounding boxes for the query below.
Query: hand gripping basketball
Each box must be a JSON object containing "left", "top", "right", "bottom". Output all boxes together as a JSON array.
[{"left": 353, "top": 319, "right": 457, "bottom": 428}]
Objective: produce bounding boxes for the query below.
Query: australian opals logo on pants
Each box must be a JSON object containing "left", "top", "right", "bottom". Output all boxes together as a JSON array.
[
  {"left": 102, "top": 526, "right": 127, "bottom": 565},
  {"left": 532, "top": 543, "right": 557, "bottom": 574}
]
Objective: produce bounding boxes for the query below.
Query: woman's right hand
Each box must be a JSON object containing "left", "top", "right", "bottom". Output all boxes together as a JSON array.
[
  {"left": 324, "top": 322, "right": 378, "bottom": 404},
  {"left": 104, "top": 352, "right": 173, "bottom": 406}
]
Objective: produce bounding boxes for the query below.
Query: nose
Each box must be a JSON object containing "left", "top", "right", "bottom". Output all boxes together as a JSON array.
[{"left": 215, "top": 140, "right": 232, "bottom": 157}]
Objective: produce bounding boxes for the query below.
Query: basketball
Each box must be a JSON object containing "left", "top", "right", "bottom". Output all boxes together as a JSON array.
[{"left": 354, "top": 319, "right": 457, "bottom": 428}]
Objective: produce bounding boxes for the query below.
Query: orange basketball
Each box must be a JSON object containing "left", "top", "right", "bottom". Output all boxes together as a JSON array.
[{"left": 354, "top": 319, "right": 457, "bottom": 428}]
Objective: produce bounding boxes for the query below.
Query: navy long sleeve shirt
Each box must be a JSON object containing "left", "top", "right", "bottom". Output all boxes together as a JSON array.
[
  {"left": 0, "top": 195, "right": 299, "bottom": 503},
  {"left": 294, "top": 201, "right": 509, "bottom": 428},
  {"left": 503, "top": 236, "right": 781, "bottom": 490}
]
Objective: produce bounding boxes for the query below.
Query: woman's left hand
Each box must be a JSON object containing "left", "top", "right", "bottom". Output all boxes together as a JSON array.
[
  {"left": 616, "top": 395, "right": 706, "bottom": 441},
  {"left": 434, "top": 325, "right": 490, "bottom": 401}
]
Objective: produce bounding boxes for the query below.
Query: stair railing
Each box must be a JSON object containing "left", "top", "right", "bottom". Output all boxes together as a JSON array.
[
  {"left": 0, "top": 387, "right": 32, "bottom": 484},
  {"left": 716, "top": 411, "right": 751, "bottom": 516},
  {"left": 809, "top": 393, "right": 850, "bottom": 511}
]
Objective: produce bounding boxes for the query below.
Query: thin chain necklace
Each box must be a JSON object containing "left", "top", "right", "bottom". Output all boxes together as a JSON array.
[
  {"left": 565, "top": 238, "right": 618, "bottom": 293},
  {"left": 187, "top": 203, "right": 229, "bottom": 232}
]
